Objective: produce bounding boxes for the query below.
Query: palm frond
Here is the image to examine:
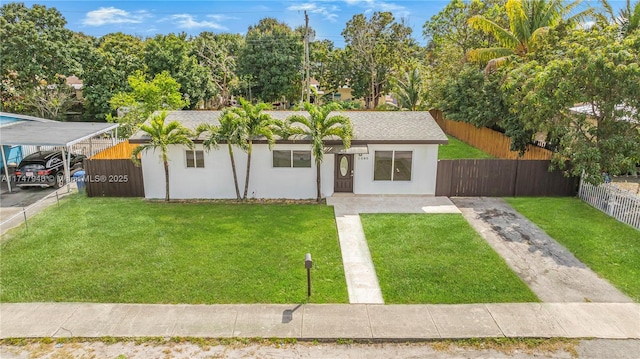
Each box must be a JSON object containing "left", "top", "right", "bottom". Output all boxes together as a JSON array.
[
  {"left": 467, "top": 47, "right": 515, "bottom": 64},
  {"left": 468, "top": 15, "right": 519, "bottom": 49}
]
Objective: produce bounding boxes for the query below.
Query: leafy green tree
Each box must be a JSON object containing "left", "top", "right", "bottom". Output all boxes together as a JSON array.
[
  {"left": 131, "top": 111, "right": 194, "bottom": 201},
  {"left": 238, "top": 18, "right": 303, "bottom": 103},
  {"left": 468, "top": 0, "right": 593, "bottom": 69},
  {"left": 0, "top": 3, "right": 80, "bottom": 112},
  {"left": 22, "top": 78, "right": 75, "bottom": 120},
  {"left": 226, "top": 98, "right": 275, "bottom": 199},
  {"left": 196, "top": 110, "right": 249, "bottom": 200},
  {"left": 109, "top": 71, "right": 188, "bottom": 137},
  {"left": 342, "top": 12, "right": 414, "bottom": 109},
  {"left": 284, "top": 103, "right": 352, "bottom": 202},
  {"left": 144, "top": 33, "right": 214, "bottom": 109},
  {"left": 392, "top": 68, "right": 424, "bottom": 111},
  {"left": 504, "top": 27, "right": 640, "bottom": 181},
  {"left": 192, "top": 32, "right": 244, "bottom": 108},
  {"left": 82, "top": 32, "right": 145, "bottom": 121}
]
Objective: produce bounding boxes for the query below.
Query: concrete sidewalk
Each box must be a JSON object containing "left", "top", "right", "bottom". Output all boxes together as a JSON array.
[{"left": 1, "top": 302, "right": 639, "bottom": 339}]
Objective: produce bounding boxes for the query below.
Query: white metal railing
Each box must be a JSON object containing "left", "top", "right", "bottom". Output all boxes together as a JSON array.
[{"left": 578, "top": 180, "right": 640, "bottom": 230}]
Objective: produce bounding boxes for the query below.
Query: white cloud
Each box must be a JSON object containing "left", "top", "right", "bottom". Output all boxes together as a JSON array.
[
  {"left": 207, "top": 14, "right": 239, "bottom": 22},
  {"left": 342, "top": 0, "right": 409, "bottom": 17},
  {"left": 287, "top": 2, "right": 340, "bottom": 22},
  {"left": 170, "top": 14, "right": 227, "bottom": 30},
  {"left": 83, "top": 7, "right": 149, "bottom": 26}
]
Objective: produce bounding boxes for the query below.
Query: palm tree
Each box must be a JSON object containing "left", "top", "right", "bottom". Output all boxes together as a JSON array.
[
  {"left": 227, "top": 97, "right": 275, "bottom": 200},
  {"left": 393, "top": 68, "right": 423, "bottom": 111},
  {"left": 285, "top": 103, "right": 352, "bottom": 202},
  {"left": 597, "top": 0, "right": 640, "bottom": 37},
  {"left": 131, "top": 111, "right": 193, "bottom": 202},
  {"left": 196, "top": 109, "right": 248, "bottom": 200},
  {"left": 468, "top": 0, "right": 593, "bottom": 69}
]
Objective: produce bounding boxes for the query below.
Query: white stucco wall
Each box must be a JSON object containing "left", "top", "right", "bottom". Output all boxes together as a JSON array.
[
  {"left": 352, "top": 144, "right": 438, "bottom": 195},
  {"left": 141, "top": 143, "right": 438, "bottom": 199}
]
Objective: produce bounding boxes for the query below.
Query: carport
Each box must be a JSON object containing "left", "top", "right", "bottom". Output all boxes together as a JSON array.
[{"left": 0, "top": 112, "right": 118, "bottom": 193}]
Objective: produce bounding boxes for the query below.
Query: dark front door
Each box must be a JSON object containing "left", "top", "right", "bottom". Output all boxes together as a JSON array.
[{"left": 334, "top": 154, "right": 354, "bottom": 193}]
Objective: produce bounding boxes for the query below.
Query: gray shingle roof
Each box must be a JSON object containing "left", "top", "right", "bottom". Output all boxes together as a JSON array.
[{"left": 131, "top": 110, "right": 448, "bottom": 144}]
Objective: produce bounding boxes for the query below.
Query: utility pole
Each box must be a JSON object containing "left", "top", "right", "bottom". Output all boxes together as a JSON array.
[{"left": 304, "top": 10, "right": 310, "bottom": 104}]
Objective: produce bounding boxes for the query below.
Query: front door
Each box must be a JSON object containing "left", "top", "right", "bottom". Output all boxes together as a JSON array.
[{"left": 334, "top": 154, "right": 353, "bottom": 193}]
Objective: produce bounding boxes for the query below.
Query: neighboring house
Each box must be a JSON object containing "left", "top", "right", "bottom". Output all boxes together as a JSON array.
[{"left": 130, "top": 111, "right": 448, "bottom": 199}]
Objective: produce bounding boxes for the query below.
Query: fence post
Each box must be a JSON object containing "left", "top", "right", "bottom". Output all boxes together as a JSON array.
[{"left": 22, "top": 207, "right": 28, "bottom": 233}]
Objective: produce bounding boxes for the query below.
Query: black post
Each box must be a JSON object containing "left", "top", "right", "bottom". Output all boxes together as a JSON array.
[{"left": 305, "top": 253, "right": 313, "bottom": 297}]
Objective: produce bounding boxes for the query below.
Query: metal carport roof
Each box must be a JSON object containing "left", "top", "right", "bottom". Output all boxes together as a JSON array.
[{"left": 0, "top": 116, "right": 118, "bottom": 147}]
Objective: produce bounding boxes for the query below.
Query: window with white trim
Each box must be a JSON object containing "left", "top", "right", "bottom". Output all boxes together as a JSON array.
[
  {"left": 186, "top": 150, "right": 205, "bottom": 168},
  {"left": 374, "top": 150, "right": 412, "bottom": 181},
  {"left": 273, "top": 150, "right": 312, "bottom": 168}
]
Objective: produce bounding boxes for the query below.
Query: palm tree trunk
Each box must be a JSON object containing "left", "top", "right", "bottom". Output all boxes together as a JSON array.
[
  {"left": 163, "top": 160, "right": 170, "bottom": 202},
  {"left": 316, "top": 161, "right": 322, "bottom": 202},
  {"left": 228, "top": 143, "right": 241, "bottom": 200},
  {"left": 243, "top": 140, "right": 252, "bottom": 200}
]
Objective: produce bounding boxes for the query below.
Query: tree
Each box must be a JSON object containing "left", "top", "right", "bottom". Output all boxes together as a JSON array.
[
  {"left": 226, "top": 98, "right": 275, "bottom": 199},
  {"left": 192, "top": 32, "right": 244, "bottom": 108},
  {"left": 196, "top": 110, "right": 249, "bottom": 200},
  {"left": 82, "top": 32, "right": 145, "bottom": 121},
  {"left": 596, "top": 0, "right": 640, "bottom": 37},
  {"left": 504, "top": 27, "right": 640, "bottom": 182},
  {"left": 0, "top": 3, "right": 80, "bottom": 113},
  {"left": 468, "top": 0, "right": 593, "bottom": 69},
  {"left": 238, "top": 18, "right": 303, "bottom": 103},
  {"left": 284, "top": 103, "right": 352, "bottom": 202},
  {"left": 392, "top": 68, "right": 424, "bottom": 111},
  {"left": 144, "top": 33, "right": 214, "bottom": 109},
  {"left": 131, "top": 111, "right": 194, "bottom": 201},
  {"left": 342, "top": 12, "right": 414, "bottom": 109},
  {"left": 108, "top": 71, "right": 188, "bottom": 137},
  {"left": 23, "top": 78, "right": 76, "bottom": 120}
]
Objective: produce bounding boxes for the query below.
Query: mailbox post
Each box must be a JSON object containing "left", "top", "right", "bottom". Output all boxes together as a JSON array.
[{"left": 305, "top": 253, "right": 313, "bottom": 297}]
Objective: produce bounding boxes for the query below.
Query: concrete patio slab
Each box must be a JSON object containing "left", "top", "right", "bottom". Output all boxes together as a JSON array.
[
  {"left": 485, "top": 303, "right": 567, "bottom": 337},
  {"left": 233, "top": 304, "right": 303, "bottom": 338},
  {"left": 109, "top": 304, "right": 185, "bottom": 337},
  {"left": 0, "top": 303, "right": 79, "bottom": 338},
  {"left": 543, "top": 303, "right": 640, "bottom": 339},
  {"left": 429, "top": 304, "right": 504, "bottom": 338},
  {"left": 327, "top": 195, "right": 460, "bottom": 216},
  {"left": 301, "top": 305, "right": 372, "bottom": 339},
  {"left": 367, "top": 305, "right": 440, "bottom": 339},
  {"left": 172, "top": 305, "right": 238, "bottom": 337},
  {"left": 54, "top": 303, "right": 130, "bottom": 337}
]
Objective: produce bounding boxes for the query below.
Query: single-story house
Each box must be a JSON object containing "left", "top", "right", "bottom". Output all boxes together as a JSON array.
[{"left": 130, "top": 111, "right": 448, "bottom": 199}]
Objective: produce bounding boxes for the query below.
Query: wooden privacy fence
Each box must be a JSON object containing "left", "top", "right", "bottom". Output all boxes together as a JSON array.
[
  {"left": 83, "top": 140, "right": 144, "bottom": 197},
  {"left": 578, "top": 181, "right": 640, "bottom": 230},
  {"left": 430, "top": 110, "right": 553, "bottom": 160},
  {"left": 436, "top": 159, "right": 579, "bottom": 197}
]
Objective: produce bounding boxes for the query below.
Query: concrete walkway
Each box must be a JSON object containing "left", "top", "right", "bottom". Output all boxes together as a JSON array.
[
  {"left": 327, "top": 195, "right": 460, "bottom": 304},
  {"left": 2, "top": 302, "right": 638, "bottom": 339}
]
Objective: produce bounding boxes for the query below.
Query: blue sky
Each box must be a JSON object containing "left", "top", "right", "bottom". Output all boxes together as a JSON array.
[{"left": 25, "top": 0, "right": 622, "bottom": 47}]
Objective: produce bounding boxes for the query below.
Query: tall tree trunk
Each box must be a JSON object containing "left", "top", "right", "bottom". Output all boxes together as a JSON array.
[
  {"left": 228, "top": 143, "right": 241, "bottom": 200},
  {"left": 370, "top": 70, "right": 376, "bottom": 110},
  {"left": 316, "top": 161, "right": 322, "bottom": 202},
  {"left": 243, "top": 140, "right": 253, "bottom": 200},
  {"left": 163, "top": 160, "right": 170, "bottom": 202}
]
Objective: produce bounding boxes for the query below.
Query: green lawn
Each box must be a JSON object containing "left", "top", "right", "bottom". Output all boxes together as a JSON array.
[
  {"left": 438, "top": 136, "right": 493, "bottom": 159},
  {"left": 360, "top": 214, "right": 538, "bottom": 304},
  {"left": 505, "top": 197, "right": 640, "bottom": 302},
  {"left": 0, "top": 196, "right": 348, "bottom": 304}
]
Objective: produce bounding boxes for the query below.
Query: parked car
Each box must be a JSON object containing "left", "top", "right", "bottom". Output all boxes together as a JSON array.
[{"left": 14, "top": 150, "right": 86, "bottom": 188}]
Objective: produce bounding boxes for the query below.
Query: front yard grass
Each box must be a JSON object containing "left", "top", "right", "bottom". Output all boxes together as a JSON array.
[
  {"left": 0, "top": 196, "right": 348, "bottom": 304},
  {"left": 360, "top": 214, "right": 538, "bottom": 304},
  {"left": 438, "top": 136, "right": 494, "bottom": 159},
  {"left": 505, "top": 197, "right": 640, "bottom": 302}
]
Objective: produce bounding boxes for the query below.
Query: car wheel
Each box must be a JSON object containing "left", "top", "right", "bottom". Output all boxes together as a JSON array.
[{"left": 55, "top": 172, "right": 65, "bottom": 188}]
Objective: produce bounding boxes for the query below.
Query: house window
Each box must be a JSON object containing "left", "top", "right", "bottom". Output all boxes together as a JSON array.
[
  {"left": 374, "top": 151, "right": 412, "bottom": 181},
  {"left": 273, "top": 150, "right": 312, "bottom": 168},
  {"left": 186, "top": 150, "right": 204, "bottom": 168}
]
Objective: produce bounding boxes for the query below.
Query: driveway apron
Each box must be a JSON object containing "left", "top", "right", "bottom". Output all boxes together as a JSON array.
[{"left": 452, "top": 197, "right": 633, "bottom": 303}]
